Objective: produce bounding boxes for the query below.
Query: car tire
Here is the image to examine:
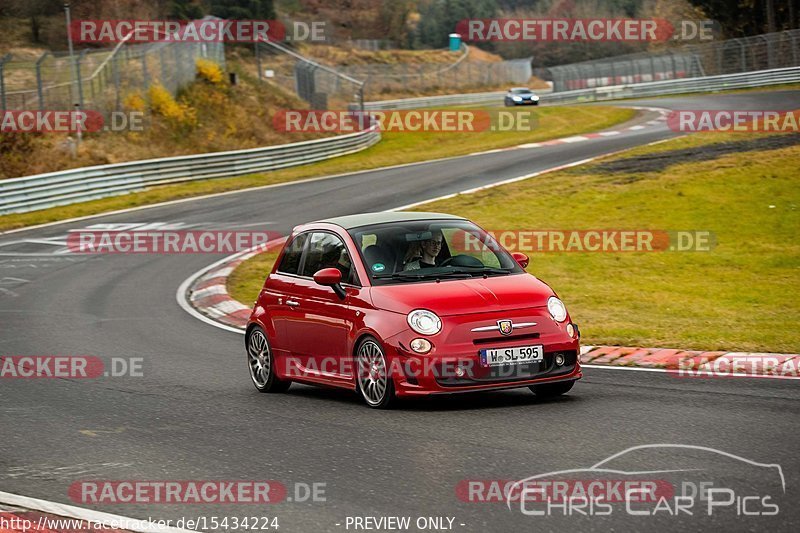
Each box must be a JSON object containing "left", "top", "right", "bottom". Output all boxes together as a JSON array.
[
  {"left": 529, "top": 380, "right": 574, "bottom": 398},
  {"left": 246, "top": 326, "right": 291, "bottom": 393},
  {"left": 355, "top": 336, "right": 396, "bottom": 409}
]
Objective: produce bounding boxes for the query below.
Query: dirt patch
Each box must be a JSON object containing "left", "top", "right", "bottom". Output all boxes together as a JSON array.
[{"left": 592, "top": 134, "right": 800, "bottom": 174}]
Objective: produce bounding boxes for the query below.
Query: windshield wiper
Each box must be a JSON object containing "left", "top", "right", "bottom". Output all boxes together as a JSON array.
[
  {"left": 449, "top": 267, "right": 514, "bottom": 276},
  {"left": 373, "top": 271, "right": 474, "bottom": 281}
]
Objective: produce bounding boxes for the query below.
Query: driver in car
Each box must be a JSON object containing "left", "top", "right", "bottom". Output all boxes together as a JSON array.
[{"left": 403, "top": 230, "right": 444, "bottom": 271}]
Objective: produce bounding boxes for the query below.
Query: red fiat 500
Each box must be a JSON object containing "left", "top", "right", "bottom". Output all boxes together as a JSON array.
[{"left": 246, "top": 212, "right": 581, "bottom": 408}]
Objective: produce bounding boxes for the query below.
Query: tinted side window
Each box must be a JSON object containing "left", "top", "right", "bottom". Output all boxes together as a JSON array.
[
  {"left": 302, "top": 232, "right": 356, "bottom": 284},
  {"left": 277, "top": 233, "right": 308, "bottom": 275}
]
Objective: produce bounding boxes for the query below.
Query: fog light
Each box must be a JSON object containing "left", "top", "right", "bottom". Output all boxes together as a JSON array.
[
  {"left": 555, "top": 354, "right": 565, "bottom": 366},
  {"left": 566, "top": 323, "right": 575, "bottom": 337},
  {"left": 455, "top": 366, "right": 465, "bottom": 377},
  {"left": 410, "top": 338, "right": 432, "bottom": 354}
]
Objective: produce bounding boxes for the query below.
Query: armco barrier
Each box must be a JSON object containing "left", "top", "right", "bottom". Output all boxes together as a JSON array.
[
  {"left": 362, "top": 91, "right": 509, "bottom": 110},
  {"left": 364, "top": 66, "right": 800, "bottom": 109},
  {"left": 0, "top": 127, "right": 380, "bottom": 215},
  {"left": 3, "top": 66, "right": 798, "bottom": 216}
]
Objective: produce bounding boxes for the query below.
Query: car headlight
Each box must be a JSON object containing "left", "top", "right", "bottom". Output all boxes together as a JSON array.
[
  {"left": 547, "top": 296, "right": 568, "bottom": 322},
  {"left": 532, "top": 95, "right": 539, "bottom": 101},
  {"left": 407, "top": 309, "right": 442, "bottom": 335},
  {"left": 512, "top": 96, "right": 522, "bottom": 101}
]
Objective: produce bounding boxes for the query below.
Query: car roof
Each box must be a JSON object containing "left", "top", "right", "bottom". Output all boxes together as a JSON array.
[
  {"left": 509, "top": 87, "right": 532, "bottom": 91},
  {"left": 315, "top": 211, "right": 465, "bottom": 230}
]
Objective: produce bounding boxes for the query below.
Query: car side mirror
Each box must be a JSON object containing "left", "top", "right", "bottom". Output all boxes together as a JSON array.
[
  {"left": 313, "top": 268, "right": 346, "bottom": 299},
  {"left": 512, "top": 252, "right": 529, "bottom": 269}
]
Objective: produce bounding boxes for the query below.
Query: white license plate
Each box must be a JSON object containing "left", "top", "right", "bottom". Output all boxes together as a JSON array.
[{"left": 480, "top": 345, "right": 544, "bottom": 366}]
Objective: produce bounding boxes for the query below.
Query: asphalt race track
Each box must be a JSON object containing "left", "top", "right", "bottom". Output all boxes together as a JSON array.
[{"left": 2, "top": 90, "right": 799, "bottom": 532}]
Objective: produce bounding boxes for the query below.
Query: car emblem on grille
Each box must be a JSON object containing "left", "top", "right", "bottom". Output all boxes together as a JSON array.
[{"left": 470, "top": 320, "right": 537, "bottom": 335}]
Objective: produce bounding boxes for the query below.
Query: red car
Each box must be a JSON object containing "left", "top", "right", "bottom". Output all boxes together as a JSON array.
[{"left": 246, "top": 212, "right": 581, "bottom": 408}]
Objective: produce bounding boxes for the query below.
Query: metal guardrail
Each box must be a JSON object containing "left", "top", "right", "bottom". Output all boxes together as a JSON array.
[
  {"left": 542, "top": 65, "right": 800, "bottom": 103},
  {"left": 0, "top": 128, "right": 380, "bottom": 215},
  {"left": 362, "top": 91, "right": 509, "bottom": 110},
  {"left": 3, "top": 66, "right": 797, "bottom": 216},
  {"left": 364, "top": 66, "right": 800, "bottom": 109}
]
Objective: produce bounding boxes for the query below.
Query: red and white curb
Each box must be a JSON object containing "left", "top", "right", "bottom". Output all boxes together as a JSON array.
[
  {"left": 178, "top": 114, "right": 796, "bottom": 381},
  {"left": 181, "top": 239, "right": 286, "bottom": 332},
  {"left": 581, "top": 346, "right": 799, "bottom": 379},
  {"left": 476, "top": 106, "right": 669, "bottom": 155},
  {"left": 181, "top": 249, "right": 799, "bottom": 380}
]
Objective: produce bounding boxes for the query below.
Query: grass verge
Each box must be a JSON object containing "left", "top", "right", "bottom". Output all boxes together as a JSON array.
[
  {"left": 228, "top": 131, "right": 800, "bottom": 353},
  {"left": 227, "top": 249, "right": 284, "bottom": 307},
  {"left": 0, "top": 105, "right": 635, "bottom": 232}
]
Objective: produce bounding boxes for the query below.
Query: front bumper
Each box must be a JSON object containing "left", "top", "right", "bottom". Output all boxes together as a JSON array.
[{"left": 385, "top": 342, "right": 581, "bottom": 397}]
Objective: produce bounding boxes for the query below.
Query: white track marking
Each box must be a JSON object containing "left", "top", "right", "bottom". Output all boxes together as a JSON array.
[
  {"left": 582, "top": 364, "right": 798, "bottom": 380},
  {"left": 177, "top": 136, "right": 677, "bottom": 335},
  {"left": 1, "top": 105, "right": 665, "bottom": 238},
  {"left": 175, "top": 252, "right": 254, "bottom": 335}
]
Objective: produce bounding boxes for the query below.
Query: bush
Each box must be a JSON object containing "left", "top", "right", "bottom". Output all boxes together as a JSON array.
[
  {"left": 196, "top": 59, "right": 224, "bottom": 85},
  {"left": 147, "top": 84, "right": 196, "bottom": 128}
]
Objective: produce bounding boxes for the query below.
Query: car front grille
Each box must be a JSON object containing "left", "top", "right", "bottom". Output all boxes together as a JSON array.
[{"left": 435, "top": 350, "right": 577, "bottom": 387}]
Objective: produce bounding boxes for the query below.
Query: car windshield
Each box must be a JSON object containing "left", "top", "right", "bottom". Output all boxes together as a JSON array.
[
  {"left": 510, "top": 88, "right": 533, "bottom": 94},
  {"left": 348, "top": 219, "right": 524, "bottom": 285}
]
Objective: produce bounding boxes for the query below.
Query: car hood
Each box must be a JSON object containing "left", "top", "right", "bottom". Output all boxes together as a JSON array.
[{"left": 368, "top": 273, "right": 554, "bottom": 316}]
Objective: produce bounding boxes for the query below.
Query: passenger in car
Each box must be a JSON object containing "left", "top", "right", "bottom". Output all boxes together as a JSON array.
[{"left": 403, "top": 230, "right": 444, "bottom": 270}]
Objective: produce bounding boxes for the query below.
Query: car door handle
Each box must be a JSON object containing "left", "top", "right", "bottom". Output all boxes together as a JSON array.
[{"left": 286, "top": 299, "right": 300, "bottom": 308}]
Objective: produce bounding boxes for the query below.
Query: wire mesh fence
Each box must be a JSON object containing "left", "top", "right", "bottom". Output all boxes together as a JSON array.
[
  {"left": 541, "top": 29, "right": 800, "bottom": 91},
  {"left": 0, "top": 33, "right": 225, "bottom": 118},
  {"left": 254, "top": 41, "right": 533, "bottom": 109},
  {"left": 322, "top": 54, "right": 533, "bottom": 101}
]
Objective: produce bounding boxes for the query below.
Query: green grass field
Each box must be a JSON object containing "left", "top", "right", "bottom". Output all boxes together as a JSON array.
[
  {"left": 0, "top": 105, "right": 634, "bottom": 231},
  {"left": 228, "top": 131, "right": 800, "bottom": 353}
]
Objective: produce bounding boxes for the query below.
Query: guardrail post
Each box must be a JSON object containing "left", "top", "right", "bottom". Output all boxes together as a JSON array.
[
  {"left": 35, "top": 52, "right": 49, "bottom": 112},
  {"left": 649, "top": 55, "right": 656, "bottom": 82},
  {"left": 0, "top": 53, "right": 10, "bottom": 111},
  {"left": 141, "top": 45, "right": 149, "bottom": 87},
  {"left": 76, "top": 49, "right": 87, "bottom": 109},
  {"left": 172, "top": 44, "right": 181, "bottom": 89},
  {"left": 669, "top": 51, "right": 677, "bottom": 79},
  {"left": 113, "top": 51, "right": 121, "bottom": 111},
  {"left": 737, "top": 39, "right": 746, "bottom": 71},
  {"left": 255, "top": 42, "right": 263, "bottom": 82},
  {"left": 159, "top": 46, "right": 167, "bottom": 84}
]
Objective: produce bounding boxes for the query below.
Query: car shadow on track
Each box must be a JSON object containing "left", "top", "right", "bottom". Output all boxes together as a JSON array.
[{"left": 279, "top": 384, "right": 583, "bottom": 412}]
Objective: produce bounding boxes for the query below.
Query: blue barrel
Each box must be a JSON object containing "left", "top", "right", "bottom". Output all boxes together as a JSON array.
[{"left": 449, "top": 33, "right": 462, "bottom": 51}]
